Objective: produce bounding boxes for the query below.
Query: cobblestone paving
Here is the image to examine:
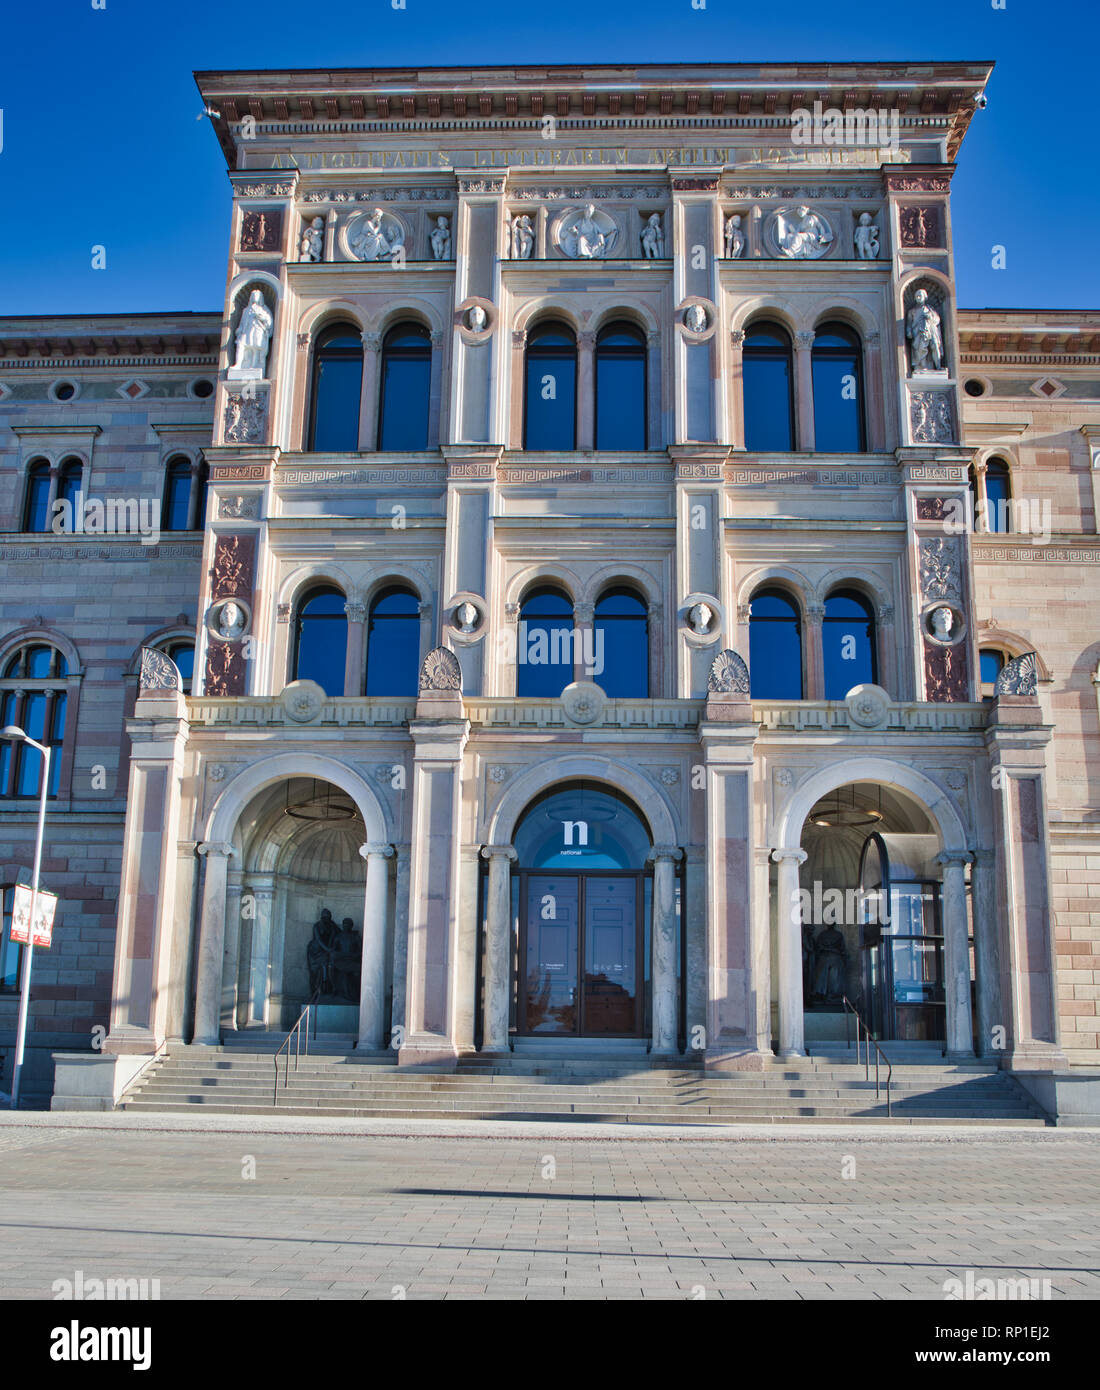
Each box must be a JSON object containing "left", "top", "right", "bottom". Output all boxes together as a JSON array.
[{"left": 0, "top": 1124, "right": 1098, "bottom": 1299}]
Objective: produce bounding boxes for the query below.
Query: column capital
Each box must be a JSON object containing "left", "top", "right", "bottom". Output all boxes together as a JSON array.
[
  {"left": 795, "top": 331, "right": 816, "bottom": 350},
  {"left": 935, "top": 848, "right": 973, "bottom": 868},
  {"left": 344, "top": 601, "right": 367, "bottom": 623},
  {"left": 647, "top": 845, "right": 683, "bottom": 864},
  {"left": 573, "top": 602, "right": 595, "bottom": 623},
  {"left": 481, "top": 844, "right": 518, "bottom": 864},
  {"left": 771, "top": 848, "right": 808, "bottom": 866},
  {"left": 577, "top": 331, "right": 597, "bottom": 350},
  {"left": 197, "top": 841, "right": 235, "bottom": 859},
  {"left": 359, "top": 842, "right": 395, "bottom": 861},
  {"left": 362, "top": 331, "right": 383, "bottom": 353}
]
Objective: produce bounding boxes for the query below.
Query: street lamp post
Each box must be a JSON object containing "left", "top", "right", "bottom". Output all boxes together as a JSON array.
[{"left": 1, "top": 726, "right": 50, "bottom": 1109}]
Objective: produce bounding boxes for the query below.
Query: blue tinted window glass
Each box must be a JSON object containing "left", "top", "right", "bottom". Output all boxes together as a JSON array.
[
  {"left": 984, "top": 463, "right": 1011, "bottom": 533},
  {"left": 1, "top": 889, "right": 22, "bottom": 990},
  {"left": 823, "top": 591, "right": 875, "bottom": 699},
  {"left": 596, "top": 325, "right": 646, "bottom": 450},
  {"left": 293, "top": 588, "right": 348, "bottom": 696},
  {"left": 162, "top": 461, "right": 191, "bottom": 532},
  {"left": 378, "top": 357, "right": 431, "bottom": 450},
  {"left": 310, "top": 357, "right": 362, "bottom": 452},
  {"left": 24, "top": 464, "right": 51, "bottom": 533},
  {"left": 812, "top": 348, "right": 863, "bottom": 452},
  {"left": 749, "top": 590, "right": 803, "bottom": 698},
  {"left": 743, "top": 328, "right": 794, "bottom": 452},
  {"left": 594, "top": 590, "right": 648, "bottom": 698},
  {"left": 366, "top": 588, "right": 420, "bottom": 696},
  {"left": 525, "top": 325, "right": 576, "bottom": 449},
  {"left": 58, "top": 462, "right": 82, "bottom": 508},
  {"left": 980, "top": 649, "right": 1005, "bottom": 684},
  {"left": 514, "top": 782, "right": 651, "bottom": 870},
  {"left": 518, "top": 588, "right": 574, "bottom": 697}
]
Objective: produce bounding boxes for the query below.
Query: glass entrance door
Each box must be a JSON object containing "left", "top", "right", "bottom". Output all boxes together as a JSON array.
[{"left": 520, "top": 872, "right": 643, "bottom": 1036}]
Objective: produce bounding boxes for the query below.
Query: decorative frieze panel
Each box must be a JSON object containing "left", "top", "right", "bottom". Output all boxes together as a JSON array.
[
  {"left": 910, "top": 390, "right": 956, "bottom": 443},
  {"left": 223, "top": 390, "right": 267, "bottom": 444},
  {"left": 899, "top": 204, "right": 943, "bottom": 248},
  {"left": 725, "top": 466, "right": 893, "bottom": 486},
  {"left": 239, "top": 209, "right": 283, "bottom": 251}
]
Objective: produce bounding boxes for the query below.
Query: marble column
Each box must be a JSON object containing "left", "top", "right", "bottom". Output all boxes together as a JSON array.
[
  {"left": 390, "top": 843, "right": 411, "bottom": 1043},
  {"left": 186, "top": 461, "right": 204, "bottom": 531},
  {"left": 648, "top": 845, "right": 683, "bottom": 1054},
  {"left": 247, "top": 878, "right": 276, "bottom": 1027},
  {"left": 729, "top": 329, "right": 745, "bottom": 448},
  {"left": 864, "top": 330, "right": 886, "bottom": 452},
  {"left": 805, "top": 604, "right": 825, "bottom": 700},
  {"left": 970, "top": 848, "right": 1001, "bottom": 1058},
  {"left": 480, "top": 845, "right": 517, "bottom": 1053},
  {"left": 343, "top": 600, "right": 367, "bottom": 697},
  {"left": 577, "top": 331, "right": 596, "bottom": 450},
  {"left": 223, "top": 873, "right": 244, "bottom": 1032},
  {"left": 573, "top": 601, "right": 595, "bottom": 684},
  {"left": 194, "top": 841, "right": 235, "bottom": 1045},
  {"left": 357, "top": 842, "right": 395, "bottom": 1050},
  {"left": 358, "top": 332, "right": 382, "bottom": 450},
  {"left": 937, "top": 850, "right": 975, "bottom": 1058},
  {"left": 794, "top": 331, "right": 816, "bottom": 453},
  {"left": 772, "top": 847, "right": 808, "bottom": 1057}
]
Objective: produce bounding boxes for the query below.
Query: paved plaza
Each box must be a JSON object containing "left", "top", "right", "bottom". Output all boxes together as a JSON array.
[{"left": 0, "top": 1116, "right": 1098, "bottom": 1299}]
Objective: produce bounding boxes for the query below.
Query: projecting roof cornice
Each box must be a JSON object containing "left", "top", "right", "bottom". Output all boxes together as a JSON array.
[
  {"left": 958, "top": 311, "right": 1100, "bottom": 364},
  {"left": 195, "top": 60, "right": 993, "bottom": 168},
  {"left": 0, "top": 314, "right": 222, "bottom": 364}
]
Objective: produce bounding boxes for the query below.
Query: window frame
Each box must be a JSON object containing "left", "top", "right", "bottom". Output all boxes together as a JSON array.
[
  {"left": 811, "top": 321, "right": 866, "bottom": 453},
  {"left": 22, "top": 458, "right": 52, "bottom": 533},
  {"left": 594, "top": 321, "right": 648, "bottom": 451},
  {"left": 307, "top": 322, "right": 364, "bottom": 453},
  {"left": 523, "top": 320, "right": 578, "bottom": 451},
  {"left": 365, "top": 585, "right": 423, "bottom": 697},
  {"left": 0, "top": 643, "right": 72, "bottom": 801},
  {"left": 377, "top": 321, "right": 433, "bottom": 452},
  {"left": 748, "top": 586, "right": 805, "bottom": 699},
  {"left": 290, "top": 585, "right": 349, "bottom": 696},
  {"left": 742, "top": 321, "right": 796, "bottom": 453}
]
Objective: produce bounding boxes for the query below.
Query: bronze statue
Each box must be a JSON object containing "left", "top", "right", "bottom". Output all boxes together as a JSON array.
[
  {"left": 331, "top": 917, "right": 362, "bottom": 1003},
  {"left": 812, "top": 925, "right": 848, "bottom": 1002},
  {"left": 306, "top": 908, "right": 339, "bottom": 997}
]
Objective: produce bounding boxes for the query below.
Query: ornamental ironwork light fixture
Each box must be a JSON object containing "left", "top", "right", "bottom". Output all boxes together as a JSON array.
[
  {"left": 810, "top": 784, "right": 884, "bottom": 829},
  {"left": 283, "top": 779, "right": 357, "bottom": 822}
]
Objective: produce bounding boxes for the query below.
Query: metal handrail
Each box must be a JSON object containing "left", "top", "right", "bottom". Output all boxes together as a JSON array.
[
  {"left": 273, "top": 994, "right": 319, "bottom": 1105},
  {"left": 841, "top": 995, "right": 894, "bottom": 1118}
]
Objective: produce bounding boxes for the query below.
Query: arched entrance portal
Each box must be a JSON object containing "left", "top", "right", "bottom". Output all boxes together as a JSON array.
[{"left": 513, "top": 783, "right": 654, "bottom": 1039}]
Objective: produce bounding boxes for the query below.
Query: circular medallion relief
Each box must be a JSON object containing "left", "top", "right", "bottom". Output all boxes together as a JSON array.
[{"left": 561, "top": 680, "right": 606, "bottom": 726}]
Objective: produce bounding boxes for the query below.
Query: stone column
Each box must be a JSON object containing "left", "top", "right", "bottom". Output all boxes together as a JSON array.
[
  {"left": 937, "top": 849, "right": 975, "bottom": 1058},
  {"left": 729, "top": 329, "right": 745, "bottom": 448},
  {"left": 970, "top": 848, "right": 1001, "bottom": 1058},
  {"left": 194, "top": 841, "right": 235, "bottom": 1045},
  {"left": 344, "top": 600, "right": 367, "bottom": 697},
  {"left": 223, "top": 873, "right": 244, "bottom": 1033},
  {"left": 805, "top": 604, "right": 825, "bottom": 700},
  {"left": 247, "top": 878, "right": 276, "bottom": 1027},
  {"left": 877, "top": 604, "right": 896, "bottom": 697},
  {"left": 577, "top": 330, "right": 596, "bottom": 449},
  {"left": 480, "top": 845, "right": 517, "bottom": 1053},
  {"left": 400, "top": 682, "right": 469, "bottom": 1069},
  {"left": 971, "top": 459, "right": 988, "bottom": 530},
  {"left": 573, "top": 601, "right": 595, "bottom": 684},
  {"left": 864, "top": 330, "right": 886, "bottom": 452},
  {"left": 390, "top": 843, "right": 411, "bottom": 1043},
  {"left": 752, "top": 845, "right": 774, "bottom": 1053},
  {"left": 358, "top": 331, "right": 382, "bottom": 450},
  {"left": 794, "top": 331, "right": 816, "bottom": 453},
  {"left": 682, "top": 846, "right": 708, "bottom": 1053},
  {"left": 772, "top": 848, "right": 808, "bottom": 1058},
  {"left": 357, "top": 842, "right": 395, "bottom": 1049},
  {"left": 106, "top": 687, "right": 188, "bottom": 1054},
  {"left": 648, "top": 846, "right": 683, "bottom": 1054},
  {"left": 186, "top": 460, "right": 205, "bottom": 531}
]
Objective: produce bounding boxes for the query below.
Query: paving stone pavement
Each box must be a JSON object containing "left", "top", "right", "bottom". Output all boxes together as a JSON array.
[{"left": 0, "top": 1121, "right": 1098, "bottom": 1299}]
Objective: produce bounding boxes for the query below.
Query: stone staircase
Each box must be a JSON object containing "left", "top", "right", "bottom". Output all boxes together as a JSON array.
[{"left": 117, "top": 1039, "right": 1050, "bottom": 1125}]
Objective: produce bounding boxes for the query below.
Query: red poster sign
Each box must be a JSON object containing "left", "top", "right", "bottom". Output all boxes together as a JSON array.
[{"left": 10, "top": 884, "right": 59, "bottom": 947}]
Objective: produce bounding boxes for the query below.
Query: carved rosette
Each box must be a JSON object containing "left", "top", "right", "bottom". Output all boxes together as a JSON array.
[
  {"left": 707, "top": 649, "right": 750, "bottom": 696},
  {"left": 138, "top": 646, "right": 180, "bottom": 693},
  {"left": 994, "top": 651, "right": 1039, "bottom": 697},
  {"left": 418, "top": 647, "right": 462, "bottom": 693}
]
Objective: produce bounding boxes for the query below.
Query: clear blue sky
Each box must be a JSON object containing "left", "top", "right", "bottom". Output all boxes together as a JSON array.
[{"left": 1, "top": 0, "right": 1097, "bottom": 315}]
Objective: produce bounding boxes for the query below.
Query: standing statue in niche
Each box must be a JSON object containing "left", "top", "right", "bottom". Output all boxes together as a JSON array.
[
  {"left": 812, "top": 924, "right": 848, "bottom": 1002},
  {"left": 306, "top": 908, "right": 339, "bottom": 997},
  {"left": 906, "top": 288, "right": 944, "bottom": 372},
  {"left": 511, "top": 214, "right": 534, "bottom": 260},
  {"left": 641, "top": 213, "right": 664, "bottom": 258},
  {"left": 331, "top": 918, "right": 363, "bottom": 1003},
  {"left": 299, "top": 216, "right": 324, "bottom": 262},
  {"left": 724, "top": 213, "right": 745, "bottom": 259},
  {"left": 854, "top": 212, "right": 880, "bottom": 260},
  {"left": 231, "top": 290, "right": 273, "bottom": 375},
  {"left": 430, "top": 215, "right": 451, "bottom": 261}
]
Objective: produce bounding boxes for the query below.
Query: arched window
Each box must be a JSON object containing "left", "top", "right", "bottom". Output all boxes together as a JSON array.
[
  {"left": 1, "top": 886, "right": 24, "bottom": 992},
  {"left": 58, "top": 457, "right": 83, "bottom": 515},
  {"left": 743, "top": 322, "right": 794, "bottom": 452},
  {"left": 979, "top": 648, "right": 1007, "bottom": 702},
  {"left": 748, "top": 588, "right": 803, "bottom": 699},
  {"left": 594, "top": 588, "right": 649, "bottom": 698},
  {"left": 524, "top": 321, "right": 577, "bottom": 450},
  {"left": 0, "top": 644, "right": 69, "bottom": 799},
  {"left": 968, "top": 464, "right": 981, "bottom": 527},
  {"left": 307, "top": 323, "right": 363, "bottom": 452},
  {"left": 365, "top": 587, "right": 421, "bottom": 696},
  {"left": 812, "top": 322, "right": 865, "bottom": 452},
  {"left": 163, "top": 641, "right": 195, "bottom": 696},
  {"left": 162, "top": 457, "right": 193, "bottom": 532},
  {"left": 292, "top": 586, "right": 347, "bottom": 696},
  {"left": 23, "top": 459, "right": 51, "bottom": 533},
  {"left": 517, "top": 587, "right": 574, "bottom": 698},
  {"left": 983, "top": 458, "right": 1011, "bottom": 533},
  {"left": 823, "top": 590, "right": 877, "bottom": 699},
  {"left": 595, "top": 321, "right": 647, "bottom": 450},
  {"left": 378, "top": 322, "right": 432, "bottom": 451}
]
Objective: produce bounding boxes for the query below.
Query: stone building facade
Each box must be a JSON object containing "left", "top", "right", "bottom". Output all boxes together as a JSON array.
[{"left": 1, "top": 62, "right": 1097, "bottom": 1108}]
